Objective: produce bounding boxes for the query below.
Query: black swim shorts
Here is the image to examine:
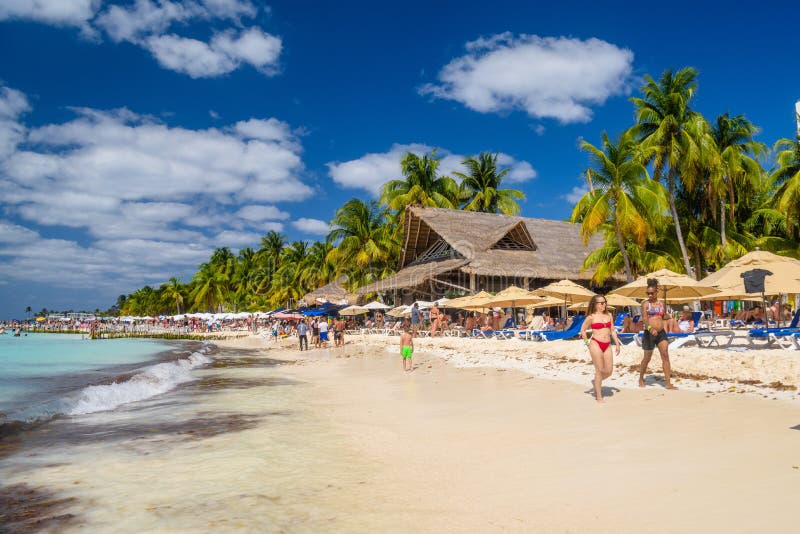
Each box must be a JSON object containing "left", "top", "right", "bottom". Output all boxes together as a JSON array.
[{"left": 642, "top": 328, "right": 668, "bottom": 351}]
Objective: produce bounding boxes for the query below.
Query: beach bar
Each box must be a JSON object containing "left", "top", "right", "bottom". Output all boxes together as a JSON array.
[{"left": 356, "top": 206, "right": 608, "bottom": 302}]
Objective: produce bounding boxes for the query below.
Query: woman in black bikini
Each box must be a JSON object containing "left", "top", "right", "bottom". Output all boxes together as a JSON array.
[
  {"left": 638, "top": 278, "right": 677, "bottom": 389},
  {"left": 580, "top": 294, "right": 621, "bottom": 403}
]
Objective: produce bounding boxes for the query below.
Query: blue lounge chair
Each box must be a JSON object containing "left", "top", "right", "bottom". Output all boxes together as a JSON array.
[
  {"left": 532, "top": 315, "right": 586, "bottom": 341},
  {"left": 613, "top": 312, "right": 629, "bottom": 332},
  {"left": 747, "top": 309, "right": 800, "bottom": 345}
]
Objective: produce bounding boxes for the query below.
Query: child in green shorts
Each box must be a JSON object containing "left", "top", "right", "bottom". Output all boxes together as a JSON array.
[{"left": 399, "top": 328, "right": 414, "bottom": 372}]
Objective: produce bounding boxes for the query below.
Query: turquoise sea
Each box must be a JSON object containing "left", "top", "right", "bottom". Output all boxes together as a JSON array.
[{"left": 0, "top": 333, "right": 209, "bottom": 423}]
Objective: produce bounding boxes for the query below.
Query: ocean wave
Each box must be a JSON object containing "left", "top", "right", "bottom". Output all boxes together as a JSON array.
[
  {"left": 66, "top": 347, "right": 212, "bottom": 415},
  {"left": 5, "top": 345, "right": 213, "bottom": 424}
]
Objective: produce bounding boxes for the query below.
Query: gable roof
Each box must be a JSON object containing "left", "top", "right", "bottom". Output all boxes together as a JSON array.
[{"left": 357, "top": 206, "right": 612, "bottom": 294}]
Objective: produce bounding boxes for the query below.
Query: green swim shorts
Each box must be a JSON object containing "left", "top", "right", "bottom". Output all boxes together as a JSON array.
[{"left": 401, "top": 346, "right": 413, "bottom": 359}]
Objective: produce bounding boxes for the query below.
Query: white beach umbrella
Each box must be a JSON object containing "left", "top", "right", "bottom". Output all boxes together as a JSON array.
[
  {"left": 363, "top": 301, "right": 391, "bottom": 310},
  {"left": 387, "top": 305, "right": 410, "bottom": 317}
]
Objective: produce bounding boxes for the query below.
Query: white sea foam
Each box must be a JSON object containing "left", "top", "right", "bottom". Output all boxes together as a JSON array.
[{"left": 66, "top": 347, "right": 212, "bottom": 416}]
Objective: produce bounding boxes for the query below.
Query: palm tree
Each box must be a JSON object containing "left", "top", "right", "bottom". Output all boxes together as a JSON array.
[
  {"left": 571, "top": 130, "right": 668, "bottom": 282},
  {"left": 710, "top": 113, "right": 766, "bottom": 248},
  {"left": 631, "top": 67, "right": 700, "bottom": 276},
  {"left": 327, "top": 198, "right": 399, "bottom": 287},
  {"left": 162, "top": 277, "right": 185, "bottom": 315},
  {"left": 454, "top": 152, "right": 525, "bottom": 215},
  {"left": 191, "top": 258, "right": 230, "bottom": 312},
  {"left": 380, "top": 151, "right": 459, "bottom": 215},
  {"left": 25, "top": 306, "right": 31, "bottom": 321},
  {"left": 771, "top": 133, "right": 800, "bottom": 239},
  {"left": 255, "top": 230, "right": 286, "bottom": 294}
]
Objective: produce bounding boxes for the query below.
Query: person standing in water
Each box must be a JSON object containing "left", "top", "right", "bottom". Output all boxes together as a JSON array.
[
  {"left": 639, "top": 278, "right": 677, "bottom": 389},
  {"left": 581, "top": 295, "right": 621, "bottom": 403},
  {"left": 399, "top": 327, "right": 414, "bottom": 372}
]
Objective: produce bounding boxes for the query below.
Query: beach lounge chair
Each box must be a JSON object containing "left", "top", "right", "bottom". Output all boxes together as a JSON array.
[
  {"left": 693, "top": 330, "right": 736, "bottom": 348},
  {"left": 746, "top": 309, "right": 800, "bottom": 346},
  {"left": 613, "top": 312, "right": 629, "bottom": 332},
  {"left": 530, "top": 315, "right": 585, "bottom": 341},
  {"left": 768, "top": 331, "right": 800, "bottom": 350}
]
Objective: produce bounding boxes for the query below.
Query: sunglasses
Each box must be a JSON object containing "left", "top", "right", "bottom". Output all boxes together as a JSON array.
[
  {"left": 597, "top": 301, "right": 607, "bottom": 304},
  {"left": 646, "top": 291, "right": 657, "bottom": 295}
]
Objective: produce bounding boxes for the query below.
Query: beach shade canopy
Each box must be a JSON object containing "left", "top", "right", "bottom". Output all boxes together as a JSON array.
[
  {"left": 700, "top": 250, "right": 800, "bottom": 295},
  {"left": 568, "top": 293, "right": 640, "bottom": 310},
  {"left": 610, "top": 269, "right": 720, "bottom": 300},
  {"left": 363, "top": 301, "right": 390, "bottom": 310},
  {"left": 525, "top": 296, "right": 566, "bottom": 309},
  {"left": 533, "top": 280, "right": 596, "bottom": 302},
  {"left": 338, "top": 305, "right": 369, "bottom": 316},
  {"left": 273, "top": 312, "right": 304, "bottom": 320},
  {"left": 386, "top": 305, "right": 409, "bottom": 317},
  {"left": 482, "top": 286, "right": 547, "bottom": 308},
  {"left": 445, "top": 291, "right": 493, "bottom": 309}
]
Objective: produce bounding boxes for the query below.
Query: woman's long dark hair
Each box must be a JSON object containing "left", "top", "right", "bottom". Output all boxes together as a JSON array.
[{"left": 588, "top": 294, "right": 606, "bottom": 314}]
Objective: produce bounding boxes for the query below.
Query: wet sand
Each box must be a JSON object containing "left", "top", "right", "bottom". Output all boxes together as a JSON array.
[{"left": 2, "top": 335, "right": 799, "bottom": 532}]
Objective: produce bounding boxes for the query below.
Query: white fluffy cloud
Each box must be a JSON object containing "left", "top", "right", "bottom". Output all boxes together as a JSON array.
[
  {"left": 327, "top": 143, "right": 537, "bottom": 197},
  {"left": 0, "top": 85, "right": 311, "bottom": 294},
  {"left": 146, "top": 27, "right": 282, "bottom": 78},
  {"left": 3, "top": 0, "right": 282, "bottom": 78},
  {"left": 420, "top": 33, "right": 634, "bottom": 123},
  {"left": 565, "top": 184, "right": 589, "bottom": 204},
  {"left": 0, "top": 0, "right": 99, "bottom": 27},
  {"left": 292, "top": 218, "right": 330, "bottom": 236}
]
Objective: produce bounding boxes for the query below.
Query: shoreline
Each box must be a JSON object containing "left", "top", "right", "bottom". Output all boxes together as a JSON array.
[{"left": 2, "top": 334, "right": 799, "bottom": 532}]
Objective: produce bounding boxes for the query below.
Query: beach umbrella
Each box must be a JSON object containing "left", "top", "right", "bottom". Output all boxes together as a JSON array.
[
  {"left": 483, "top": 286, "right": 547, "bottom": 308},
  {"left": 338, "top": 305, "right": 369, "bottom": 316},
  {"left": 610, "top": 269, "right": 720, "bottom": 300},
  {"left": 533, "top": 280, "right": 596, "bottom": 302},
  {"left": 386, "top": 305, "right": 409, "bottom": 317},
  {"left": 363, "top": 301, "right": 390, "bottom": 310},
  {"left": 445, "top": 291, "right": 493, "bottom": 309},
  {"left": 700, "top": 250, "right": 800, "bottom": 295},
  {"left": 568, "top": 293, "right": 640, "bottom": 310}
]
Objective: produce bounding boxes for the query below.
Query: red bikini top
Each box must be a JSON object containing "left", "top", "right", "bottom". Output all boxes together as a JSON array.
[{"left": 590, "top": 322, "right": 612, "bottom": 329}]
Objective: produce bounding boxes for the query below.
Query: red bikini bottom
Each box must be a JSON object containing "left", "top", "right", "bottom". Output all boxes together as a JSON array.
[{"left": 591, "top": 338, "right": 611, "bottom": 352}]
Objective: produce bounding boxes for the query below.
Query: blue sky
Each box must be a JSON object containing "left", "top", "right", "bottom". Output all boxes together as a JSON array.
[{"left": 1, "top": 0, "right": 798, "bottom": 318}]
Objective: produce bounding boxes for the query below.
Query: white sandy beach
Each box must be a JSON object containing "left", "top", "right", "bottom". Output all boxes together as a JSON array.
[{"left": 4, "top": 333, "right": 799, "bottom": 532}]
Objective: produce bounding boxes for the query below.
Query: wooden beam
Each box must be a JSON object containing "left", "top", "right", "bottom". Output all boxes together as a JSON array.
[{"left": 433, "top": 277, "right": 472, "bottom": 293}]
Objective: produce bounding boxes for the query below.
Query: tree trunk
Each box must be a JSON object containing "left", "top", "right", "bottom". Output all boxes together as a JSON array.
[
  {"left": 668, "top": 169, "right": 693, "bottom": 276},
  {"left": 614, "top": 213, "right": 633, "bottom": 282},
  {"left": 720, "top": 198, "right": 727, "bottom": 249}
]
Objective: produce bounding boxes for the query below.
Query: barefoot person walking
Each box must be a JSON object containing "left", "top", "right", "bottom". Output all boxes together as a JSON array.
[
  {"left": 399, "top": 327, "right": 414, "bottom": 372},
  {"left": 581, "top": 295, "right": 621, "bottom": 403},
  {"left": 639, "top": 278, "right": 677, "bottom": 389}
]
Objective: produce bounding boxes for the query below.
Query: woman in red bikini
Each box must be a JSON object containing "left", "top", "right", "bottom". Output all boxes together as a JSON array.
[
  {"left": 580, "top": 294, "right": 621, "bottom": 403},
  {"left": 638, "top": 278, "right": 677, "bottom": 390}
]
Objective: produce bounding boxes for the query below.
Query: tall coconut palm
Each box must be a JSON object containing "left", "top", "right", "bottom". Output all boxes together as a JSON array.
[
  {"left": 254, "top": 230, "right": 286, "bottom": 294},
  {"left": 631, "top": 67, "right": 700, "bottom": 276},
  {"left": 571, "top": 130, "right": 668, "bottom": 282},
  {"left": 771, "top": 133, "right": 800, "bottom": 239},
  {"left": 380, "top": 151, "right": 459, "bottom": 215},
  {"left": 162, "top": 277, "right": 185, "bottom": 314},
  {"left": 271, "top": 241, "right": 309, "bottom": 307},
  {"left": 454, "top": 152, "right": 525, "bottom": 215},
  {"left": 327, "top": 198, "right": 399, "bottom": 287},
  {"left": 710, "top": 113, "right": 766, "bottom": 248}
]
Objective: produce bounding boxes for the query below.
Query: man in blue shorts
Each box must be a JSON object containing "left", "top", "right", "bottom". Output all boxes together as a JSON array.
[{"left": 410, "top": 302, "right": 420, "bottom": 337}]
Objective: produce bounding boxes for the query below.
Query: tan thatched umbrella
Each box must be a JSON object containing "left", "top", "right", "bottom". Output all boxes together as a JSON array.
[
  {"left": 610, "top": 269, "right": 719, "bottom": 300},
  {"left": 338, "top": 305, "right": 368, "bottom": 316},
  {"left": 482, "top": 286, "right": 546, "bottom": 308},
  {"left": 568, "top": 293, "right": 640, "bottom": 310},
  {"left": 700, "top": 250, "right": 800, "bottom": 295},
  {"left": 533, "top": 280, "right": 596, "bottom": 302},
  {"left": 387, "top": 305, "right": 410, "bottom": 318},
  {"left": 448, "top": 291, "right": 493, "bottom": 309}
]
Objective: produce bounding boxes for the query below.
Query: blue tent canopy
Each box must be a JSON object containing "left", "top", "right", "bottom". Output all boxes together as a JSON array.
[{"left": 299, "top": 302, "right": 340, "bottom": 316}]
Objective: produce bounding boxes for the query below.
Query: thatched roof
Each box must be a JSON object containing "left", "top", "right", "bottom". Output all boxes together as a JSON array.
[
  {"left": 355, "top": 258, "right": 468, "bottom": 294},
  {"left": 357, "top": 206, "right": 611, "bottom": 294},
  {"left": 302, "top": 277, "right": 360, "bottom": 306}
]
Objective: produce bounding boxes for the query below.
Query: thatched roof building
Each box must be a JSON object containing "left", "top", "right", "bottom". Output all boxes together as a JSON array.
[
  {"left": 301, "top": 277, "right": 360, "bottom": 306},
  {"left": 356, "top": 206, "right": 609, "bottom": 298}
]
